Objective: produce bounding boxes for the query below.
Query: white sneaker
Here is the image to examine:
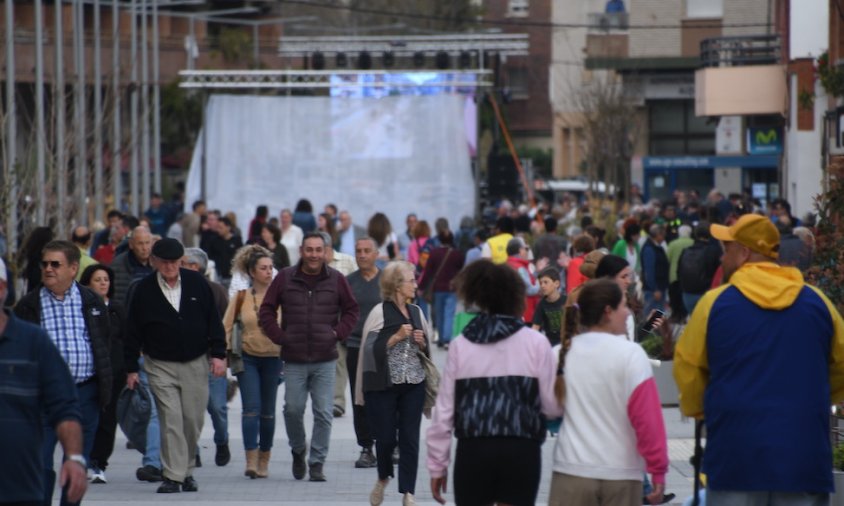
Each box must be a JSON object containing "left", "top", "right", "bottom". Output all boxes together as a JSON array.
[
  {"left": 402, "top": 492, "right": 416, "bottom": 506},
  {"left": 90, "top": 467, "right": 107, "bottom": 484},
  {"left": 370, "top": 478, "right": 388, "bottom": 506}
]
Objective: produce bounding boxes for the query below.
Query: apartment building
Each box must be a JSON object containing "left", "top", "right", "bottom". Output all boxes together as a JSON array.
[{"left": 551, "top": 0, "right": 789, "bottom": 208}]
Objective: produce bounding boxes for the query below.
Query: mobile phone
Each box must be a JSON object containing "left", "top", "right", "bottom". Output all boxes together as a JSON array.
[{"left": 640, "top": 309, "right": 665, "bottom": 333}]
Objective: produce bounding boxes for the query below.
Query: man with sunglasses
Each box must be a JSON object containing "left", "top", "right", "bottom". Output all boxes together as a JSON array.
[{"left": 14, "top": 240, "right": 112, "bottom": 506}]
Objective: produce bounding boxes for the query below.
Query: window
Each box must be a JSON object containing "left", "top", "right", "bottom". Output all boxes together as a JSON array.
[
  {"left": 686, "top": 0, "right": 723, "bottom": 19},
  {"left": 506, "top": 67, "right": 530, "bottom": 100},
  {"left": 649, "top": 100, "right": 715, "bottom": 155},
  {"left": 508, "top": 0, "right": 529, "bottom": 17}
]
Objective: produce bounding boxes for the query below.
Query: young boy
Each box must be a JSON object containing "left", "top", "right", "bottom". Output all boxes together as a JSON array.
[{"left": 532, "top": 267, "right": 566, "bottom": 346}]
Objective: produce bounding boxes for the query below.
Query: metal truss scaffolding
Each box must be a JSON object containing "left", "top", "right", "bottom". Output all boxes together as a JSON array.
[{"left": 178, "top": 69, "right": 494, "bottom": 89}]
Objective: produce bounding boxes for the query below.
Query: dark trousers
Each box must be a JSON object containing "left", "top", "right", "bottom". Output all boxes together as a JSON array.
[
  {"left": 668, "top": 280, "right": 687, "bottom": 321},
  {"left": 42, "top": 381, "right": 99, "bottom": 506},
  {"left": 454, "top": 437, "right": 542, "bottom": 506},
  {"left": 365, "top": 381, "right": 425, "bottom": 494},
  {"left": 345, "top": 346, "right": 373, "bottom": 449},
  {"left": 89, "top": 375, "right": 125, "bottom": 470}
]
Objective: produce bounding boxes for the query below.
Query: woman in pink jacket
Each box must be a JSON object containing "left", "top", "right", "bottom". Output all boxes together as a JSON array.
[{"left": 426, "top": 260, "right": 563, "bottom": 505}]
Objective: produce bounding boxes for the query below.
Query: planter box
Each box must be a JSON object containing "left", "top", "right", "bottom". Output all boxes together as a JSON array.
[
  {"left": 834, "top": 470, "right": 844, "bottom": 506},
  {"left": 653, "top": 360, "right": 679, "bottom": 407}
]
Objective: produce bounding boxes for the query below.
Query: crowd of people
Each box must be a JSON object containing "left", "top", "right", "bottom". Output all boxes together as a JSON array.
[{"left": 0, "top": 185, "right": 842, "bottom": 506}]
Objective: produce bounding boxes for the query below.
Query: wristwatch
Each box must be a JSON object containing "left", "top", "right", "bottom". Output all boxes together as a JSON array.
[{"left": 67, "top": 454, "right": 87, "bottom": 468}]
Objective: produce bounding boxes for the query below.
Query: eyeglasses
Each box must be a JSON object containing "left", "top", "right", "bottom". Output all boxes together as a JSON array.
[
  {"left": 403, "top": 278, "right": 417, "bottom": 285},
  {"left": 40, "top": 260, "right": 63, "bottom": 269}
]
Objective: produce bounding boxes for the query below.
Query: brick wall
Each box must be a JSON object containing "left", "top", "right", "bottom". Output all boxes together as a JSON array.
[
  {"left": 484, "top": 0, "right": 552, "bottom": 136},
  {"left": 628, "top": 0, "right": 682, "bottom": 57},
  {"left": 723, "top": 0, "right": 771, "bottom": 37}
]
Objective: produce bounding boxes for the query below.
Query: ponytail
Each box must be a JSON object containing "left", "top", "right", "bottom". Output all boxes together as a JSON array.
[{"left": 555, "top": 303, "right": 580, "bottom": 405}]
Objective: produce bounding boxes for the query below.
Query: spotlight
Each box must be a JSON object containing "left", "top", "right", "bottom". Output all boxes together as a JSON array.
[
  {"left": 311, "top": 52, "right": 325, "bottom": 70},
  {"left": 413, "top": 51, "right": 425, "bottom": 68},
  {"left": 435, "top": 51, "right": 450, "bottom": 70},
  {"left": 336, "top": 52, "right": 348, "bottom": 68},
  {"left": 382, "top": 51, "right": 395, "bottom": 68},
  {"left": 459, "top": 51, "right": 472, "bottom": 69},
  {"left": 358, "top": 51, "right": 372, "bottom": 70}
]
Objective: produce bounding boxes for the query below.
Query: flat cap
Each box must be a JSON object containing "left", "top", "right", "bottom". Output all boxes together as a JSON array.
[{"left": 151, "top": 238, "right": 185, "bottom": 260}]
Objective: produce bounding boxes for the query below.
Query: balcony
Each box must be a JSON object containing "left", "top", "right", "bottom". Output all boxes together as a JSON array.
[
  {"left": 695, "top": 35, "right": 787, "bottom": 117},
  {"left": 700, "top": 34, "right": 781, "bottom": 67}
]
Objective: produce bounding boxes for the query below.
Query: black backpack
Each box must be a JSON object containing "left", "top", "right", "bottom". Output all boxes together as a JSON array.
[{"left": 678, "top": 244, "right": 712, "bottom": 295}]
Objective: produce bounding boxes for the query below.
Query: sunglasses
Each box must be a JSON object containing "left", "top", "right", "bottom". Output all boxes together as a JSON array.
[{"left": 40, "top": 260, "right": 64, "bottom": 269}]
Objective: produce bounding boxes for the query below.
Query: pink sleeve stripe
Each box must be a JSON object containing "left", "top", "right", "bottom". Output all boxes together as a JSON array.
[{"left": 627, "top": 377, "right": 669, "bottom": 484}]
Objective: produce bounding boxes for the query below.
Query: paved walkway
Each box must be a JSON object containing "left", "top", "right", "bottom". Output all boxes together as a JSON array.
[{"left": 62, "top": 345, "right": 700, "bottom": 505}]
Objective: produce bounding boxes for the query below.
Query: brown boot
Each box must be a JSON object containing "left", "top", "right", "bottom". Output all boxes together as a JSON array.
[
  {"left": 244, "top": 449, "right": 258, "bottom": 479},
  {"left": 257, "top": 450, "right": 271, "bottom": 478}
]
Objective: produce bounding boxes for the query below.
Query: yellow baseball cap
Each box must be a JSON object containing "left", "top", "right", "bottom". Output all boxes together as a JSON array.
[{"left": 710, "top": 214, "right": 780, "bottom": 259}]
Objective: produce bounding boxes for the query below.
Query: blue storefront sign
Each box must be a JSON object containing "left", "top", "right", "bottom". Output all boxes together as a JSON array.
[
  {"left": 643, "top": 155, "right": 780, "bottom": 170},
  {"left": 746, "top": 126, "right": 783, "bottom": 155}
]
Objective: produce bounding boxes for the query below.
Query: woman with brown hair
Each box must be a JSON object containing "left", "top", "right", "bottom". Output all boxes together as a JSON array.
[
  {"left": 548, "top": 279, "right": 668, "bottom": 506},
  {"left": 368, "top": 212, "right": 399, "bottom": 268},
  {"left": 222, "top": 245, "right": 282, "bottom": 479},
  {"left": 317, "top": 212, "right": 338, "bottom": 251}
]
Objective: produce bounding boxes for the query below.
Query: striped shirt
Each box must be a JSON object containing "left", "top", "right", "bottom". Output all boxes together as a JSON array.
[
  {"left": 157, "top": 272, "right": 182, "bottom": 312},
  {"left": 39, "top": 283, "right": 95, "bottom": 383}
]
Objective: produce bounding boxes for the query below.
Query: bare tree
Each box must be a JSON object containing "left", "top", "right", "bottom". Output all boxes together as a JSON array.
[{"left": 574, "top": 72, "right": 639, "bottom": 211}]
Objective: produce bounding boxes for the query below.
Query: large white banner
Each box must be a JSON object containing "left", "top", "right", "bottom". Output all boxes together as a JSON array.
[{"left": 185, "top": 94, "right": 475, "bottom": 237}]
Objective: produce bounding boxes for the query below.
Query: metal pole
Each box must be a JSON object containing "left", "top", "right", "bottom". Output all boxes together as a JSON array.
[
  {"left": 253, "top": 24, "right": 259, "bottom": 67},
  {"left": 200, "top": 93, "right": 207, "bottom": 202},
  {"left": 153, "top": 0, "right": 162, "bottom": 195},
  {"left": 141, "top": 0, "right": 150, "bottom": 210},
  {"left": 55, "top": 0, "right": 67, "bottom": 237},
  {"left": 74, "top": 0, "right": 88, "bottom": 225},
  {"left": 5, "top": 0, "right": 18, "bottom": 251},
  {"left": 94, "top": 0, "right": 104, "bottom": 223},
  {"left": 130, "top": 0, "right": 139, "bottom": 217},
  {"left": 187, "top": 16, "right": 195, "bottom": 70},
  {"left": 112, "top": 0, "right": 122, "bottom": 212},
  {"left": 35, "top": 0, "right": 47, "bottom": 225}
]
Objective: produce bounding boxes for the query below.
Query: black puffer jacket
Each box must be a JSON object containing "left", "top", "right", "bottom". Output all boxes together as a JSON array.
[{"left": 14, "top": 283, "right": 113, "bottom": 407}]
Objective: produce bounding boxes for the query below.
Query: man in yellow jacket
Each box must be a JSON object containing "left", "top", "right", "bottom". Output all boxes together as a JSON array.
[
  {"left": 674, "top": 213, "right": 844, "bottom": 504},
  {"left": 481, "top": 216, "right": 515, "bottom": 265}
]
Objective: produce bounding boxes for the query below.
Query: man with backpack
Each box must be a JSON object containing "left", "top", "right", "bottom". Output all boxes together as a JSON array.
[{"left": 677, "top": 225, "right": 721, "bottom": 314}]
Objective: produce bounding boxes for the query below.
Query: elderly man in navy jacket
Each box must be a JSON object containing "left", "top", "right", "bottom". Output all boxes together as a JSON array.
[
  {"left": 259, "top": 231, "right": 359, "bottom": 482},
  {"left": 125, "top": 238, "right": 226, "bottom": 494}
]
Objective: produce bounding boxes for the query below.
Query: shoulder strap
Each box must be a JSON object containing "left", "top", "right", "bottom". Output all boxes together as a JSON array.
[
  {"left": 234, "top": 289, "right": 247, "bottom": 320},
  {"left": 430, "top": 247, "right": 451, "bottom": 285}
]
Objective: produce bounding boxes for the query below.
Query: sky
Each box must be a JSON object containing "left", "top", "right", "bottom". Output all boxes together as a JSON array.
[{"left": 791, "top": 0, "right": 828, "bottom": 58}]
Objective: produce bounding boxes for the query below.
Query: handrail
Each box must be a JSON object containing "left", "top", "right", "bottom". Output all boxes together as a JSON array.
[{"left": 700, "top": 34, "right": 781, "bottom": 68}]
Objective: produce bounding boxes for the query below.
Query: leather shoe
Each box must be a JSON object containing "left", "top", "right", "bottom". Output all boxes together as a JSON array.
[
  {"left": 215, "top": 443, "right": 231, "bottom": 466},
  {"left": 136, "top": 465, "right": 163, "bottom": 482},
  {"left": 291, "top": 449, "right": 307, "bottom": 480},
  {"left": 156, "top": 479, "right": 181, "bottom": 494},
  {"left": 308, "top": 463, "right": 326, "bottom": 482},
  {"left": 182, "top": 476, "right": 198, "bottom": 492}
]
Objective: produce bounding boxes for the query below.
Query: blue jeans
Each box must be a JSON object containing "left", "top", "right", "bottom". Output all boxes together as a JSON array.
[
  {"left": 138, "top": 358, "right": 161, "bottom": 469},
  {"left": 42, "top": 381, "right": 99, "bottom": 506},
  {"left": 433, "top": 291, "right": 457, "bottom": 344},
  {"left": 643, "top": 290, "right": 666, "bottom": 318},
  {"left": 364, "top": 382, "right": 426, "bottom": 495},
  {"left": 236, "top": 353, "right": 282, "bottom": 451},
  {"left": 283, "top": 360, "right": 335, "bottom": 465},
  {"left": 207, "top": 373, "right": 228, "bottom": 445},
  {"left": 415, "top": 296, "right": 430, "bottom": 321},
  {"left": 706, "top": 490, "right": 827, "bottom": 506}
]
